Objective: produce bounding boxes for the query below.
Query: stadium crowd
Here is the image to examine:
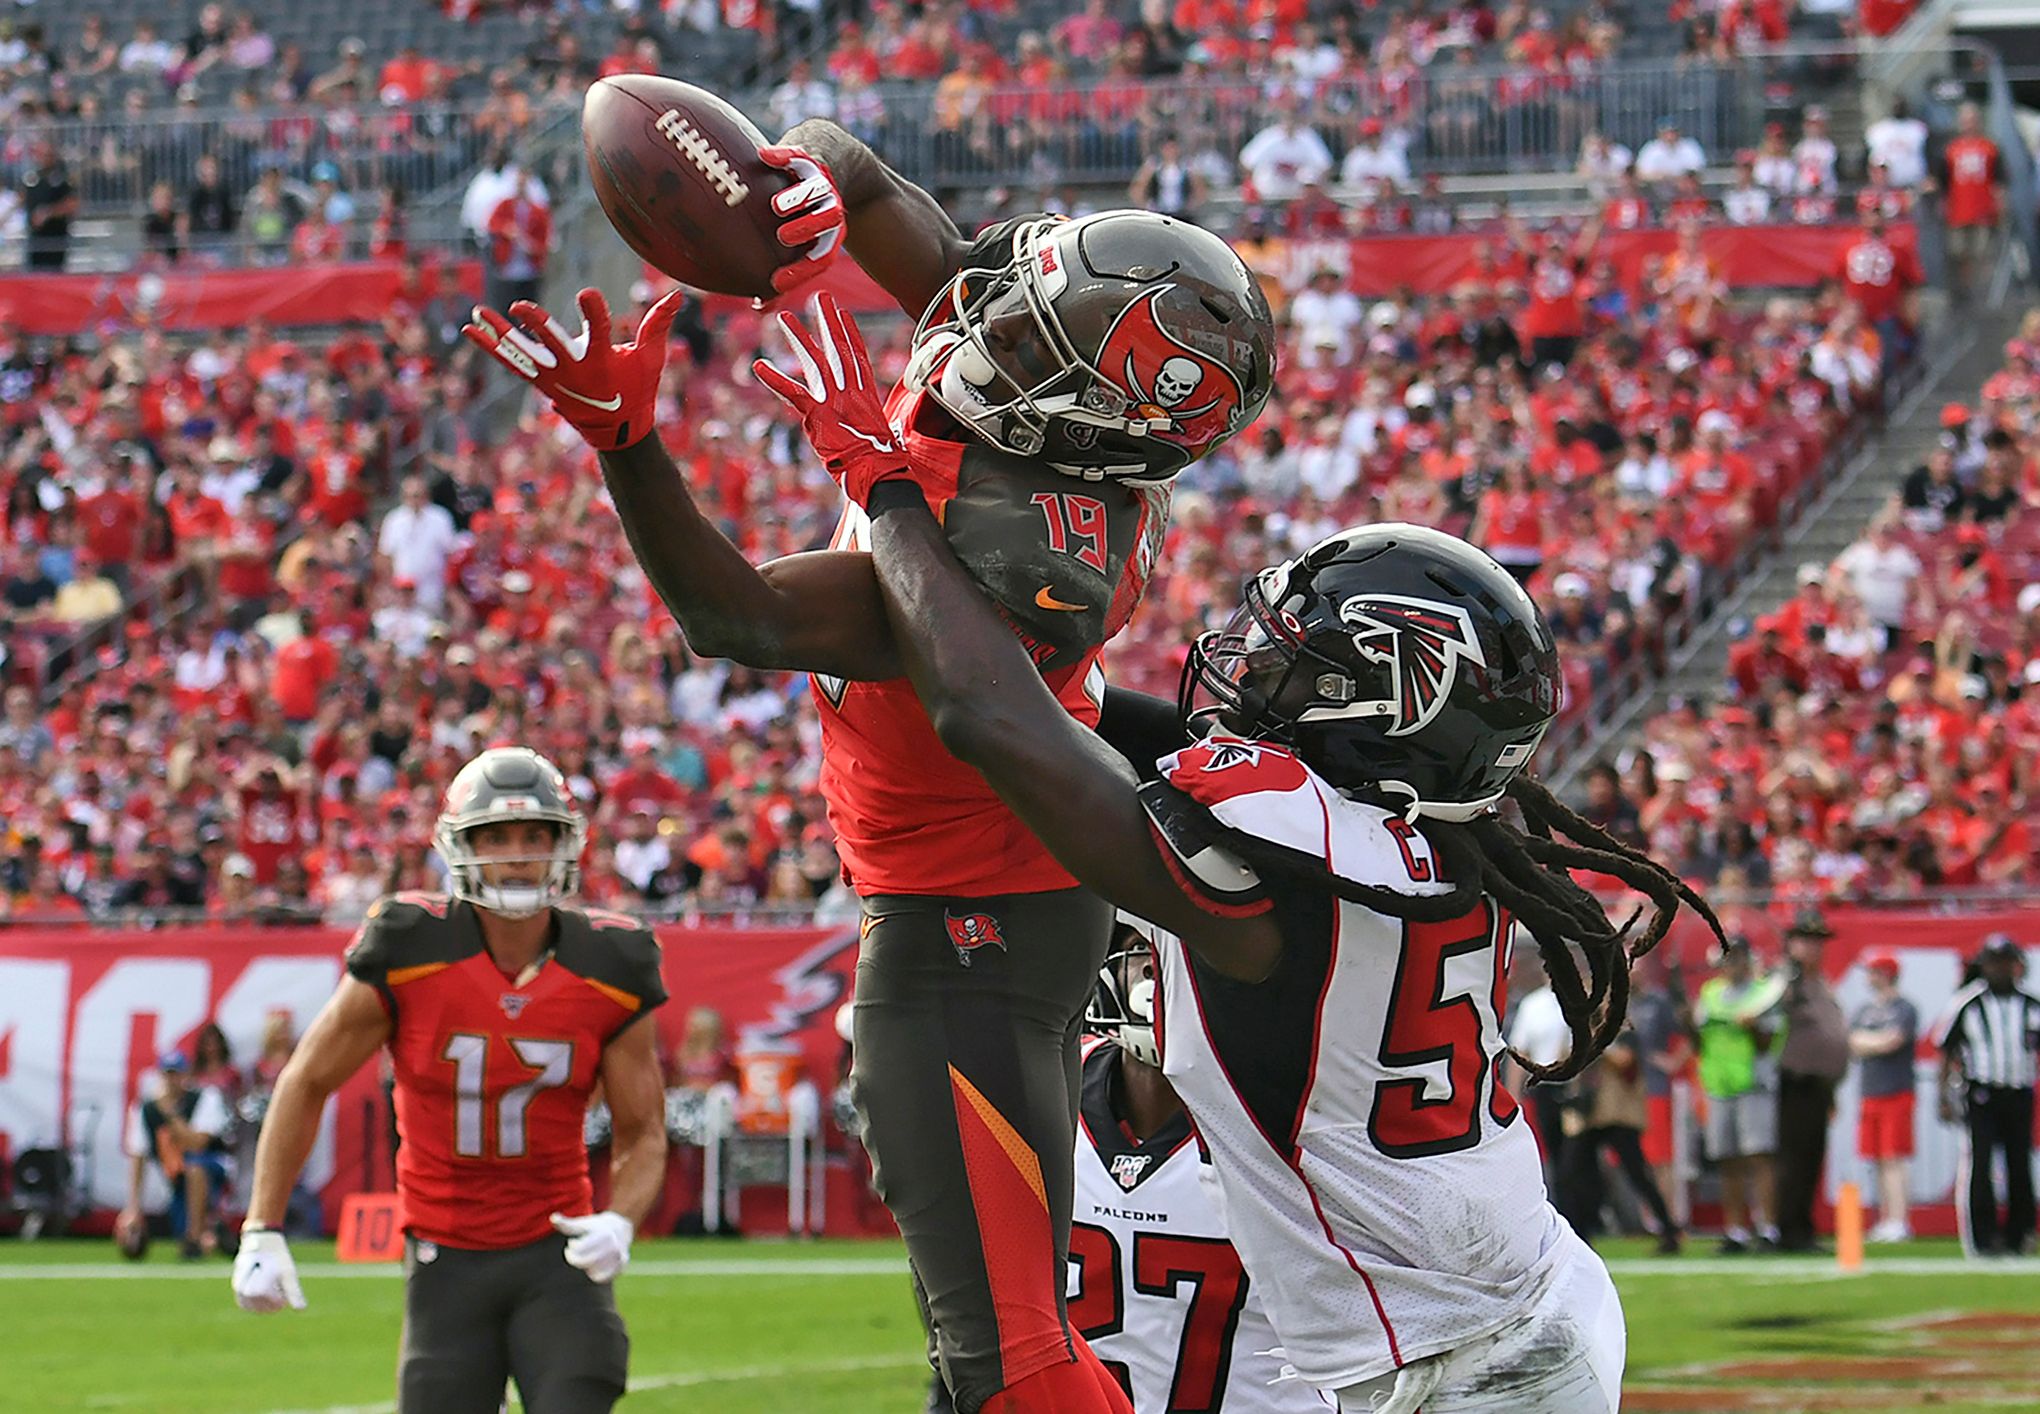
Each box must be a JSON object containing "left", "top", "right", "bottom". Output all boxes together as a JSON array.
[
  {"left": 1, "top": 190, "right": 1921, "bottom": 924},
  {"left": 1588, "top": 310, "right": 2040, "bottom": 902}
]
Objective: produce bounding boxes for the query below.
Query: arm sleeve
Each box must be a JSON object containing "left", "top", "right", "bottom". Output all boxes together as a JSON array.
[
  {"left": 1097, "top": 686, "right": 1188, "bottom": 782},
  {"left": 1137, "top": 779, "right": 1272, "bottom": 918},
  {"left": 343, "top": 909, "right": 398, "bottom": 1016}
]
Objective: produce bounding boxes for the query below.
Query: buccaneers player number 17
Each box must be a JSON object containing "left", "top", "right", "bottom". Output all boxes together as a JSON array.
[{"left": 230, "top": 747, "right": 669, "bottom": 1414}]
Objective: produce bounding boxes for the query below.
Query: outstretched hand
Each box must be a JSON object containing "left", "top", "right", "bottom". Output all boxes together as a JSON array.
[
  {"left": 753, "top": 293, "right": 950, "bottom": 512},
  {"left": 464, "top": 287, "right": 683, "bottom": 453}
]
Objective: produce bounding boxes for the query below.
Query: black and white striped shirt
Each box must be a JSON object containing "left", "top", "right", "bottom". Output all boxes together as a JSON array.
[{"left": 1935, "top": 983, "right": 2040, "bottom": 1090}]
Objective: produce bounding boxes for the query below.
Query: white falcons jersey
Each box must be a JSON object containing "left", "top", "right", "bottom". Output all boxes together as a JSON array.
[
  {"left": 1133, "top": 737, "right": 1571, "bottom": 1392},
  {"left": 1070, "top": 1040, "right": 1328, "bottom": 1414}
]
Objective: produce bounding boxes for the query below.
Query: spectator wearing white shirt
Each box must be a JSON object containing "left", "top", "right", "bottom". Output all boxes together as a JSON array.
[
  {"left": 768, "top": 58, "right": 835, "bottom": 133},
  {"left": 1833, "top": 512, "right": 1922, "bottom": 643},
  {"left": 1809, "top": 315, "right": 1879, "bottom": 402},
  {"left": 1576, "top": 131, "right": 1634, "bottom": 200},
  {"left": 118, "top": 22, "right": 180, "bottom": 75},
  {"left": 459, "top": 151, "right": 548, "bottom": 250},
  {"left": 1339, "top": 117, "right": 1411, "bottom": 189},
  {"left": 376, "top": 475, "right": 458, "bottom": 610},
  {"left": 1238, "top": 109, "right": 1334, "bottom": 204},
  {"left": 1506, "top": 947, "right": 1574, "bottom": 1190},
  {"left": 1634, "top": 119, "right": 1705, "bottom": 187},
  {"left": 370, "top": 580, "right": 437, "bottom": 660},
  {"left": 1288, "top": 266, "right": 1364, "bottom": 367},
  {"left": 1752, "top": 125, "right": 1797, "bottom": 196},
  {"left": 614, "top": 808, "right": 674, "bottom": 897},
  {"left": 1723, "top": 154, "right": 1773, "bottom": 225},
  {"left": 1792, "top": 108, "right": 1838, "bottom": 193},
  {"left": 1864, "top": 99, "right": 1929, "bottom": 190}
]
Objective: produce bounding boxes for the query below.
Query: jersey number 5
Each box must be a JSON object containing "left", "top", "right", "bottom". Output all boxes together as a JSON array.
[
  {"left": 1069, "top": 1225, "right": 1250, "bottom": 1413},
  {"left": 1368, "top": 901, "right": 1519, "bottom": 1160},
  {"left": 441, "top": 1034, "right": 575, "bottom": 1159}
]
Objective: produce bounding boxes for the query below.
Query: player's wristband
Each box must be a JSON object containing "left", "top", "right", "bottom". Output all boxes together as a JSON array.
[{"left": 865, "top": 480, "right": 930, "bottom": 518}]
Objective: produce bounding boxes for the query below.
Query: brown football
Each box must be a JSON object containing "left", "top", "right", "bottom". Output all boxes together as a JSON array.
[{"left": 583, "top": 75, "right": 791, "bottom": 300}]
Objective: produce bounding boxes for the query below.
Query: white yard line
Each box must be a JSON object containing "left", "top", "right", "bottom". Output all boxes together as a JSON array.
[
  {"left": 262, "top": 1354, "right": 929, "bottom": 1414},
  {"left": 13, "top": 1254, "right": 2035, "bottom": 1282},
  {"left": 0, "top": 1256, "right": 911, "bottom": 1280}
]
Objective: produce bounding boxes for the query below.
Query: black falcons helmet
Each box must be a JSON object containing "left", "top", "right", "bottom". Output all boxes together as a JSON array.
[
  {"left": 1180, "top": 524, "right": 1562, "bottom": 821},
  {"left": 902, "top": 210, "right": 1276, "bottom": 483}
]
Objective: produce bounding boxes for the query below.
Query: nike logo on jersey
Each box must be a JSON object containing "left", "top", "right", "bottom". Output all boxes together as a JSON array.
[
  {"left": 560, "top": 388, "right": 625, "bottom": 412},
  {"left": 1035, "top": 586, "right": 1090, "bottom": 612},
  {"left": 843, "top": 425, "right": 897, "bottom": 454}
]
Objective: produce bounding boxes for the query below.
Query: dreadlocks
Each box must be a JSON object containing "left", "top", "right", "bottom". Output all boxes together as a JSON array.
[{"left": 1207, "top": 774, "right": 1726, "bottom": 1086}]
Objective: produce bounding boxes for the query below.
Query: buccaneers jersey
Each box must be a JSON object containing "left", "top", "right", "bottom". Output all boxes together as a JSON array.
[
  {"left": 346, "top": 894, "right": 666, "bottom": 1249},
  {"left": 1069, "top": 1040, "right": 1326, "bottom": 1414},
  {"left": 816, "top": 411, "right": 1169, "bottom": 898},
  {"left": 1133, "top": 739, "right": 1585, "bottom": 1393}
]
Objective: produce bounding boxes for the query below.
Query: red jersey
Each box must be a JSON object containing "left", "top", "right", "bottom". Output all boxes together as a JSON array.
[
  {"left": 815, "top": 388, "right": 1167, "bottom": 896},
  {"left": 345, "top": 895, "right": 666, "bottom": 1249},
  {"left": 1839, "top": 234, "right": 1923, "bottom": 326},
  {"left": 1521, "top": 253, "right": 1587, "bottom": 340},
  {"left": 1941, "top": 135, "right": 2001, "bottom": 227}
]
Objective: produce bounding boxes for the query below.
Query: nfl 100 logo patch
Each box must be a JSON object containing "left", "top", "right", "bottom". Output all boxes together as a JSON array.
[{"left": 1109, "top": 1153, "right": 1152, "bottom": 1190}]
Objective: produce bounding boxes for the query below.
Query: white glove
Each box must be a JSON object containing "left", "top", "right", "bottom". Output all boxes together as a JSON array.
[
  {"left": 550, "top": 1210, "right": 634, "bottom": 1284},
  {"left": 232, "top": 1230, "right": 306, "bottom": 1312}
]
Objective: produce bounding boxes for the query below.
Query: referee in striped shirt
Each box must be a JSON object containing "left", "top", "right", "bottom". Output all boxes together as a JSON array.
[{"left": 1934, "top": 934, "right": 2038, "bottom": 1257}]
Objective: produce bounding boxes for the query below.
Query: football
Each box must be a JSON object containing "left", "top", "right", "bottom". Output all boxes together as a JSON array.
[{"left": 582, "top": 75, "right": 791, "bottom": 300}]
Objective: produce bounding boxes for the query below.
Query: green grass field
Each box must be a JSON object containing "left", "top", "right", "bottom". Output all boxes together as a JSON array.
[{"left": 5, "top": 1237, "right": 2037, "bottom": 1413}]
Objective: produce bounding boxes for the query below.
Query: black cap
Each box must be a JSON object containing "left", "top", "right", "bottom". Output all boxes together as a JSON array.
[
  {"left": 1785, "top": 907, "right": 1834, "bottom": 940},
  {"left": 1980, "top": 933, "right": 2021, "bottom": 958}
]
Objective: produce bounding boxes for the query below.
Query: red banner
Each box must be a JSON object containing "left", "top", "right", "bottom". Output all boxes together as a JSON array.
[
  {"left": 0, "top": 258, "right": 482, "bottom": 336},
  {"left": 708, "top": 222, "right": 1916, "bottom": 317},
  {"left": 0, "top": 903, "right": 2018, "bottom": 1236},
  {"left": 0, "top": 921, "right": 857, "bottom": 1231}
]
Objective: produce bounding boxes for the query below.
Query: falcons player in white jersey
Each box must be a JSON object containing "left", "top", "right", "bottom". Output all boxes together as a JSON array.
[
  {"left": 1073, "top": 929, "right": 1330, "bottom": 1414},
  {"left": 855, "top": 493, "right": 1724, "bottom": 1412}
]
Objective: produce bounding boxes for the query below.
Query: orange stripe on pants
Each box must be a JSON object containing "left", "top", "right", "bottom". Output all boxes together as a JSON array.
[{"left": 948, "top": 1065, "right": 1069, "bottom": 1388}]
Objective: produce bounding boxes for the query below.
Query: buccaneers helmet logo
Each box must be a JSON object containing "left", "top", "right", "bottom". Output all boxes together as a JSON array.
[
  {"left": 1338, "top": 596, "right": 1488, "bottom": 737},
  {"left": 1096, "top": 287, "right": 1244, "bottom": 451}
]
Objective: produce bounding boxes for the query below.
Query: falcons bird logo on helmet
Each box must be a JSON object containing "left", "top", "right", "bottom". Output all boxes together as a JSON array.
[{"left": 1339, "top": 596, "right": 1488, "bottom": 737}]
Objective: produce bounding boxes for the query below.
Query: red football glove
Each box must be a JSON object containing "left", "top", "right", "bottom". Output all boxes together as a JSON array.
[
  {"left": 463, "top": 287, "right": 681, "bottom": 452},
  {"left": 753, "top": 293, "right": 950, "bottom": 512},
  {"left": 759, "top": 145, "right": 845, "bottom": 295}
]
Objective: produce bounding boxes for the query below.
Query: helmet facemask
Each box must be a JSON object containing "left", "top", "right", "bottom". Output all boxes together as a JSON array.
[
  {"left": 1180, "top": 536, "right": 1553, "bottom": 823},
  {"left": 903, "top": 218, "right": 1204, "bottom": 483},
  {"left": 434, "top": 814, "right": 586, "bottom": 919},
  {"left": 1085, "top": 944, "right": 1161, "bottom": 1068}
]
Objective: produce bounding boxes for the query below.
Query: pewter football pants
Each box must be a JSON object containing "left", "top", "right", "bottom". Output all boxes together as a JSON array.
[
  {"left": 397, "top": 1233, "right": 628, "bottom": 1414},
  {"left": 849, "top": 888, "right": 1116, "bottom": 1414}
]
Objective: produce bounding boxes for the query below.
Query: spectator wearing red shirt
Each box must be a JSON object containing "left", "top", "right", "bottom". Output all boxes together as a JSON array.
[
  {"left": 230, "top": 756, "right": 311, "bottom": 886},
  {"left": 1934, "top": 104, "right": 2002, "bottom": 301},
  {"left": 1470, "top": 462, "right": 1549, "bottom": 584},
  {"left": 1601, "top": 172, "right": 1652, "bottom": 231},
  {"left": 272, "top": 631, "right": 339, "bottom": 724},
  {"left": 76, "top": 464, "right": 144, "bottom": 595},
  {"left": 165, "top": 466, "right": 229, "bottom": 573},
  {"left": 214, "top": 501, "right": 277, "bottom": 616},
  {"left": 485, "top": 172, "right": 552, "bottom": 317},
  {"left": 607, "top": 740, "right": 689, "bottom": 818},
  {"left": 1838, "top": 210, "right": 1924, "bottom": 364},
  {"left": 1514, "top": 216, "right": 1600, "bottom": 368}
]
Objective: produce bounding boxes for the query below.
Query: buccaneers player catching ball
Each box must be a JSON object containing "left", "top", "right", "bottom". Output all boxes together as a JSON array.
[
  {"left": 230, "top": 748, "right": 667, "bottom": 1414},
  {"left": 465, "top": 114, "right": 1275, "bottom": 1412}
]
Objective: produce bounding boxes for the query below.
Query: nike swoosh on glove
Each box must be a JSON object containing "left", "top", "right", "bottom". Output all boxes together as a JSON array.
[
  {"left": 752, "top": 293, "right": 956, "bottom": 513},
  {"left": 551, "top": 1211, "right": 635, "bottom": 1284},
  {"left": 759, "top": 146, "right": 845, "bottom": 296},
  {"left": 231, "top": 1231, "right": 307, "bottom": 1312},
  {"left": 464, "top": 287, "right": 683, "bottom": 452}
]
